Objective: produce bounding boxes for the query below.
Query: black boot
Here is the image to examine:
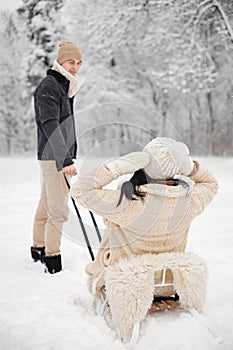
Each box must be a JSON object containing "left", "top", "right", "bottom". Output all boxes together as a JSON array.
[
  {"left": 31, "top": 246, "right": 45, "bottom": 262},
  {"left": 42, "top": 254, "right": 62, "bottom": 274}
]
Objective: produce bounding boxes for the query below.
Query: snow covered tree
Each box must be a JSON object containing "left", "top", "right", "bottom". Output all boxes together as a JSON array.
[
  {"left": 1, "top": 0, "right": 232, "bottom": 155},
  {"left": 18, "top": 0, "right": 64, "bottom": 91},
  {"left": 185, "top": 0, "right": 233, "bottom": 154},
  {"left": 0, "top": 11, "right": 31, "bottom": 154},
  {"left": 62, "top": 0, "right": 233, "bottom": 156},
  {"left": 0, "top": 0, "right": 66, "bottom": 155}
]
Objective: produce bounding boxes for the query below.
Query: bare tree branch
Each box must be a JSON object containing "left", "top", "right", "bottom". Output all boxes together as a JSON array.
[{"left": 213, "top": 0, "right": 233, "bottom": 42}]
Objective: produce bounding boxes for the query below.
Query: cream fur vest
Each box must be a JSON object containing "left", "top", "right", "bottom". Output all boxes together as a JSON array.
[{"left": 91, "top": 252, "right": 208, "bottom": 343}]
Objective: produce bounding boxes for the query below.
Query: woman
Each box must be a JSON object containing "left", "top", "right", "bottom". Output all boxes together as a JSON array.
[{"left": 71, "top": 137, "right": 218, "bottom": 341}]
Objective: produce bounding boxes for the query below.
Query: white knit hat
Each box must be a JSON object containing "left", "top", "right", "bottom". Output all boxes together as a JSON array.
[{"left": 143, "top": 137, "right": 193, "bottom": 179}]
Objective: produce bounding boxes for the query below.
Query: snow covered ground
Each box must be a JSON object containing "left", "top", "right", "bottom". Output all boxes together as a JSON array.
[{"left": 0, "top": 156, "right": 232, "bottom": 350}]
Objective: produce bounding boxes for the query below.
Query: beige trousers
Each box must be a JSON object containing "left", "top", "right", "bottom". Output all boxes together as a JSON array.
[{"left": 33, "top": 161, "right": 70, "bottom": 256}]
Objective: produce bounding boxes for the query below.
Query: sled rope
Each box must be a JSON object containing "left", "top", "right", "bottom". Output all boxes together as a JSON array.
[{"left": 64, "top": 174, "right": 95, "bottom": 261}]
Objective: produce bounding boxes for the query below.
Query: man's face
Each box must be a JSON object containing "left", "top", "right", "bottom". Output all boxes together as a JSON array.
[{"left": 62, "top": 59, "right": 82, "bottom": 75}]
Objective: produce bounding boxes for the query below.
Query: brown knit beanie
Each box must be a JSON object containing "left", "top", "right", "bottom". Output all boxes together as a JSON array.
[{"left": 57, "top": 41, "right": 82, "bottom": 65}]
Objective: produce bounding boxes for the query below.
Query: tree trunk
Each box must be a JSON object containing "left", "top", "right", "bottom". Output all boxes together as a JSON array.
[{"left": 207, "top": 91, "right": 215, "bottom": 154}]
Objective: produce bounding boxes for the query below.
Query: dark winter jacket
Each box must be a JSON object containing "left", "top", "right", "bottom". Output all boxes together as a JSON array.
[{"left": 34, "top": 69, "right": 77, "bottom": 171}]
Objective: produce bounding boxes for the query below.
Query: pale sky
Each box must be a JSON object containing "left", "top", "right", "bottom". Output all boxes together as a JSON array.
[{"left": 0, "top": 0, "right": 23, "bottom": 11}]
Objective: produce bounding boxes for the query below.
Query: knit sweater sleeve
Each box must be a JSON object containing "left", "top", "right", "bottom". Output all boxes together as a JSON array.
[
  {"left": 189, "top": 161, "right": 218, "bottom": 215},
  {"left": 71, "top": 164, "right": 136, "bottom": 225}
]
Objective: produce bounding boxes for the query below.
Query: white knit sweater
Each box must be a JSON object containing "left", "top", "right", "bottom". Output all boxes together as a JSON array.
[{"left": 71, "top": 160, "right": 218, "bottom": 278}]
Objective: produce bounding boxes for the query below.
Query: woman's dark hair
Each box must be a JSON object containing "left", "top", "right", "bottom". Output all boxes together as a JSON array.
[
  {"left": 116, "top": 169, "right": 180, "bottom": 207},
  {"left": 116, "top": 169, "right": 151, "bottom": 207}
]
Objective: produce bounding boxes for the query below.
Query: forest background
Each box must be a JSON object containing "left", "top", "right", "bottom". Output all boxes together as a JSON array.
[{"left": 0, "top": 0, "right": 232, "bottom": 158}]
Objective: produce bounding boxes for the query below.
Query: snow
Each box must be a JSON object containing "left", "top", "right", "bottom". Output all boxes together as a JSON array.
[{"left": 0, "top": 156, "right": 232, "bottom": 350}]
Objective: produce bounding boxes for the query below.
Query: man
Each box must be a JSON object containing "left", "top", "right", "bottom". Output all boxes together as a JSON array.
[{"left": 31, "top": 41, "right": 83, "bottom": 273}]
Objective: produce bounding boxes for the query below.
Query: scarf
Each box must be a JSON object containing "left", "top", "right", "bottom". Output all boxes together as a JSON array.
[{"left": 52, "top": 60, "right": 84, "bottom": 97}]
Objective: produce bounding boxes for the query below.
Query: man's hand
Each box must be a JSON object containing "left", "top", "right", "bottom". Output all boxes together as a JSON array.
[{"left": 62, "top": 164, "right": 77, "bottom": 176}]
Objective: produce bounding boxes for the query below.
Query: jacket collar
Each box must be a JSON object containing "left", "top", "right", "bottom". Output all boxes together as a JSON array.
[
  {"left": 47, "top": 69, "right": 70, "bottom": 93},
  {"left": 138, "top": 183, "right": 189, "bottom": 198}
]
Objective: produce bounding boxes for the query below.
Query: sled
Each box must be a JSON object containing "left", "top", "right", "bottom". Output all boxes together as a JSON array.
[
  {"left": 91, "top": 252, "right": 208, "bottom": 346},
  {"left": 148, "top": 267, "right": 180, "bottom": 312},
  {"left": 148, "top": 297, "right": 180, "bottom": 312}
]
